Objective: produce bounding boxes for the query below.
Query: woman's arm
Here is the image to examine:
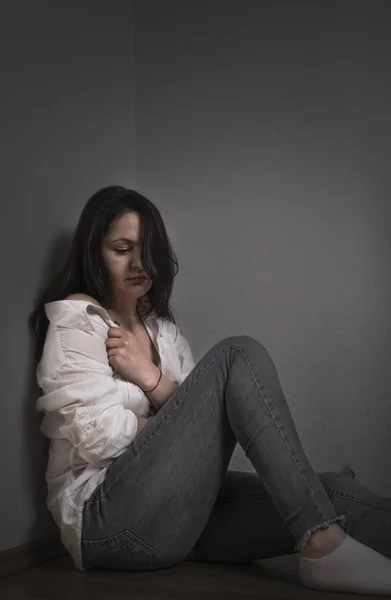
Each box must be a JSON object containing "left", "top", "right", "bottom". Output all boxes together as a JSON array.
[
  {"left": 140, "top": 365, "right": 179, "bottom": 412},
  {"left": 136, "top": 414, "right": 149, "bottom": 435}
]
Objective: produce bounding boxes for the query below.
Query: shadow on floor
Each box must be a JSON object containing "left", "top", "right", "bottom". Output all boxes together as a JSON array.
[{"left": 0, "top": 552, "right": 380, "bottom": 599}]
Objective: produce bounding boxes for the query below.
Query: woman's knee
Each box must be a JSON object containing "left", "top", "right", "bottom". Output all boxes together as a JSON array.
[{"left": 217, "top": 334, "right": 269, "bottom": 357}]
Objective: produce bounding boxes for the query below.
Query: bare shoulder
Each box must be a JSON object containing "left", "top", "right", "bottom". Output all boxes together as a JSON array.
[{"left": 65, "top": 294, "right": 102, "bottom": 307}]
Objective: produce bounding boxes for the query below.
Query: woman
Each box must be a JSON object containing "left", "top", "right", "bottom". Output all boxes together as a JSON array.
[{"left": 28, "top": 185, "right": 391, "bottom": 594}]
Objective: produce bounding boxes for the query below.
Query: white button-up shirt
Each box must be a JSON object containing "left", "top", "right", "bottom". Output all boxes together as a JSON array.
[{"left": 36, "top": 300, "right": 195, "bottom": 571}]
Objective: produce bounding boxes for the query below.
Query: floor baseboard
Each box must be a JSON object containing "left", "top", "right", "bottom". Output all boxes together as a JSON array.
[{"left": 0, "top": 537, "right": 67, "bottom": 578}]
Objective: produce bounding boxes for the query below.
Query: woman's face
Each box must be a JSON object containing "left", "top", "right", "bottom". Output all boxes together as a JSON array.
[{"left": 101, "top": 211, "right": 152, "bottom": 301}]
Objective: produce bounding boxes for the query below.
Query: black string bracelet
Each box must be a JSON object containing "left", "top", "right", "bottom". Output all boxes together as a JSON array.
[{"left": 141, "top": 368, "right": 162, "bottom": 393}]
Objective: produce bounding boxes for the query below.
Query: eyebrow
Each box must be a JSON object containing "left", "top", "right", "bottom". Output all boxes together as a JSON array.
[{"left": 111, "top": 237, "right": 138, "bottom": 244}]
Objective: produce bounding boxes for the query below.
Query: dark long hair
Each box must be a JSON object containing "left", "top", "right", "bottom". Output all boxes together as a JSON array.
[{"left": 28, "top": 186, "right": 179, "bottom": 366}]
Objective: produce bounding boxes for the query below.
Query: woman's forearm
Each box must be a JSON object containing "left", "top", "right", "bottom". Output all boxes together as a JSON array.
[
  {"left": 136, "top": 414, "right": 149, "bottom": 435},
  {"left": 140, "top": 365, "right": 179, "bottom": 411},
  {"left": 134, "top": 366, "right": 179, "bottom": 435}
]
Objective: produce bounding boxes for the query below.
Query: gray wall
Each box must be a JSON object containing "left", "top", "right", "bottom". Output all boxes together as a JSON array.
[
  {"left": 2, "top": 0, "right": 391, "bottom": 557},
  {"left": 135, "top": 0, "right": 391, "bottom": 491},
  {"left": 0, "top": 1, "right": 136, "bottom": 551}
]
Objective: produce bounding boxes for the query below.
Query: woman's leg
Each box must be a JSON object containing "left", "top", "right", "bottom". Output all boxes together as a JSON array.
[
  {"left": 81, "top": 335, "right": 391, "bottom": 594},
  {"left": 81, "top": 335, "right": 345, "bottom": 571},
  {"left": 183, "top": 466, "right": 391, "bottom": 563}
]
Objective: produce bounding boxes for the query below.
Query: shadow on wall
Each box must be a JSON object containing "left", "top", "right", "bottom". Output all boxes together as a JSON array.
[{"left": 22, "top": 233, "right": 71, "bottom": 555}]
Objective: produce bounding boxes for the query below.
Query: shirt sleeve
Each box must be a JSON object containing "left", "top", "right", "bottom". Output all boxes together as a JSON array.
[
  {"left": 171, "top": 323, "right": 196, "bottom": 384},
  {"left": 38, "top": 325, "right": 140, "bottom": 468}
]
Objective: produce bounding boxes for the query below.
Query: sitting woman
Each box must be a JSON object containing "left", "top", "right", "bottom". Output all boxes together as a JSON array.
[{"left": 28, "top": 185, "right": 391, "bottom": 594}]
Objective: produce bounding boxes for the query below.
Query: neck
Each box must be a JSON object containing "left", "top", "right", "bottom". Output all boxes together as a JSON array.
[
  {"left": 105, "top": 297, "right": 143, "bottom": 329},
  {"left": 110, "top": 309, "right": 143, "bottom": 329}
]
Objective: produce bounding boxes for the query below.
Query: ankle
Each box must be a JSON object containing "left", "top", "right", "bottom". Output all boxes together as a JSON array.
[{"left": 301, "top": 524, "right": 347, "bottom": 558}]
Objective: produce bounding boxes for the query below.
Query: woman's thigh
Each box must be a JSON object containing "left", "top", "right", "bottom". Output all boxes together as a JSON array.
[
  {"left": 184, "top": 466, "right": 391, "bottom": 564},
  {"left": 81, "top": 336, "right": 247, "bottom": 571}
]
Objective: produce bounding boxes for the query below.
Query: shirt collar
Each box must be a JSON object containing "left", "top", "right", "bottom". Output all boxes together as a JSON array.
[{"left": 45, "top": 300, "right": 158, "bottom": 333}]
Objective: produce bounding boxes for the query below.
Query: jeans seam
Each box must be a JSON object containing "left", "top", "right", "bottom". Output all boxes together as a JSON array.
[
  {"left": 218, "top": 492, "right": 269, "bottom": 502},
  {"left": 326, "top": 489, "right": 391, "bottom": 512},
  {"left": 232, "top": 343, "right": 332, "bottom": 522},
  {"left": 219, "top": 488, "right": 391, "bottom": 513}
]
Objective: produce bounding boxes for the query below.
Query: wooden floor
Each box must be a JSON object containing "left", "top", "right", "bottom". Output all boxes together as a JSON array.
[{"left": 0, "top": 552, "right": 382, "bottom": 599}]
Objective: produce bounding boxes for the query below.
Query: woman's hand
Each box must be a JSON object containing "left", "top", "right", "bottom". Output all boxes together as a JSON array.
[{"left": 105, "top": 326, "right": 155, "bottom": 388}]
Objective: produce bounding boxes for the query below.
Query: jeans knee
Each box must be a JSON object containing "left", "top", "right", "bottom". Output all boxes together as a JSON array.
[{"left": 220, "top": 334, "right": 269, "bottom": 357}]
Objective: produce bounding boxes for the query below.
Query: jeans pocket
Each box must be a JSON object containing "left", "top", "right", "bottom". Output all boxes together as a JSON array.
[{"left": 81, "top": 530, "right": 158, "bottom": 571}]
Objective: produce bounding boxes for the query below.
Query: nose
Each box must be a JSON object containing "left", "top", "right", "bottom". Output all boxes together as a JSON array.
[{"left": 129, "top": 249, "right": 143, "bottom": 271}]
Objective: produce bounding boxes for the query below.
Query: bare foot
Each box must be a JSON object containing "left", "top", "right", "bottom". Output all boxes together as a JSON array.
[{"left": 301, "top": 524, "right": 347, "bottom": 559}]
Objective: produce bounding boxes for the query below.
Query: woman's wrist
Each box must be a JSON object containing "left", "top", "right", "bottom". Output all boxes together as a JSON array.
[
  {"left": 142, "top": 368, "right": 179, "bottom": 411},
  {"left": 138, "top": 364, "right": 161, "bottom": 391}
]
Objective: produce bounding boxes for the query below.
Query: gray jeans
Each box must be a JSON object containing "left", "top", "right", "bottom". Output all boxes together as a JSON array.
[{"left": 81, "top": 336, "right": 391, "bottom": 570}]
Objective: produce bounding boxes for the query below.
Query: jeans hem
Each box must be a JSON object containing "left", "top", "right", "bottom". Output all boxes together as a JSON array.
[{"left": 293, "top": 514, "right": 347, "bottom": 553}]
